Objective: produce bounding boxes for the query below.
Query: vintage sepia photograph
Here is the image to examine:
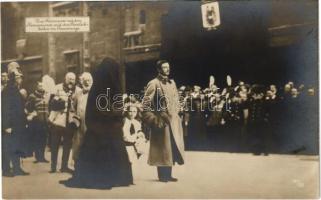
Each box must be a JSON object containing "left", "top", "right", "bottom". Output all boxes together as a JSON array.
[{"left": 0, "top": 0, "right": 319, "bottom": 199}]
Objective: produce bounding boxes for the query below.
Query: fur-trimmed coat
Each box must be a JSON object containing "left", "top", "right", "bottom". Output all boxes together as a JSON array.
[{"left": 142, "top": 76, "right": 185, "bottom": 166}]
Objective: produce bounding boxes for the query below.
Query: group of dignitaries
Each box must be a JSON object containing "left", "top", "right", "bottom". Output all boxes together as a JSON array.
[
  {"left": 1, "top": 58, "right": 317, "bottom": 188},
  {"left": 2, "top": 61, "right": 93, "bottom": 177},
  {"left": 1, "top": 58, "right": 185, "bottom": 189}
]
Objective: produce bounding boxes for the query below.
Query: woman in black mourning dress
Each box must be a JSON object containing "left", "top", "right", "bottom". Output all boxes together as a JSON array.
[{"left": 61, "top": 57, "right": 133, "bottom": 189}]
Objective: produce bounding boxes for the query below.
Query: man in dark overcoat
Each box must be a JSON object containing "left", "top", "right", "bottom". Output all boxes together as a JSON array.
[
  {"left": 247, "top": 85, "right": 269, "bottom": 155},
  {"left": 2, "top": 62, "right": 30, "bottom": 176}
]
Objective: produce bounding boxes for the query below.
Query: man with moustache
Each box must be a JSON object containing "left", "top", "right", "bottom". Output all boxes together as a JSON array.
[
  {"left": 48, "top": 72, "right": 81, "bottom": 173},
  {"left": 142, "top": 60, "right": 185, "bottom": 182},
  {"left": 1, "top": 72, "right": 8, "bottom": 91}
]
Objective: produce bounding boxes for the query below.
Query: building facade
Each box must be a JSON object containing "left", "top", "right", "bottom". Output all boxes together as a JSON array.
[
  {"left": 1, "top": 2, "right": 169, "bottom": 92},
  {"left": 1, "top": 1, "right": 317, "bottom": 92}
]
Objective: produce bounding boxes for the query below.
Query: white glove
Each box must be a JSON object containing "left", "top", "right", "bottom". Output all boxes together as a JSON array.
[{"left": 5, "top": 128, "right": 12, "bottom": 134}]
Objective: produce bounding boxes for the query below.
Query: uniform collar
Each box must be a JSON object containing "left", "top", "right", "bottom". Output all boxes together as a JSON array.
[
  {"left": 82, "top": 89, "right": 90, "bottom": 95},
  {"left": 157, "top": 74, "right": 171, "bottom": 84},
  {"left": 63, "top": 83, "right": 75, "bottom": 93},
  {"left": 34, "top": 89, "right": 45, "bottom": 97}
]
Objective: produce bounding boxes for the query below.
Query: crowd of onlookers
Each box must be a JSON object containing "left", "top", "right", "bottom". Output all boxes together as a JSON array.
[
  {"left": 1, "top": 62, "right": 318, "bottom": 178},
  {"left": 131, "top": 75, "right": 317, "bottom": 155},
  {"left": 175, "top": 76, "right": 317, "bottom": 155}
]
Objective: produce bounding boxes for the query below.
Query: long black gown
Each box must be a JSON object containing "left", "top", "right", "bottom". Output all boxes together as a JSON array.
[{"left": 61, "top": 58, "right": 133, "bottom": 189}]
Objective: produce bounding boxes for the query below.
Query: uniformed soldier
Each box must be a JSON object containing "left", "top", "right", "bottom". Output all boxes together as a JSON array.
[
  {"left": 227, "top": 95, "right": 247, "bottom": 152},
  {"left": 25, "top": 81, "right": 50, "bottom": 163},
  {"left": 246, "top": 84, "right": 269, "bottom": 155},
  {"left": 2, "top": 62, "right": 30, "bottom": 176}
]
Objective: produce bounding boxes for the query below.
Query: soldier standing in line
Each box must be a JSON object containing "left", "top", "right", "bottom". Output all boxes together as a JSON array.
[{"left": 247, "top": 85, "right": 269, "bottom": 155}]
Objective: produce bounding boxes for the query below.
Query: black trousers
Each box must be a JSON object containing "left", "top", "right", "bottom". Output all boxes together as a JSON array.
[
  {"left": 29, "top": 121, "right": 48, "bottom": 161},
  {"left": 248, "top": 122, "right": 269, "bottom": 154},
  {"left": 157, "top": 166, "right": 172, "bottom": 179},
  {"left": 2, "top": 134, "right": 22, "bottom": 173},
  {"left": 157, "top": 127, "right": 183, "bottom": 180},
  {"left": 50, "top": 125, "right": 74, "bottom": 170}
]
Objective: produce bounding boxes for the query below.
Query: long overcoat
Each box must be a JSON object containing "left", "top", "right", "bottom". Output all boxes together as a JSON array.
[
  {"left": 142, "top": 77, "right": 185, "bottom": 166},
  {"left": 2, "top": 83, "right": 28, "bottom": 157}
]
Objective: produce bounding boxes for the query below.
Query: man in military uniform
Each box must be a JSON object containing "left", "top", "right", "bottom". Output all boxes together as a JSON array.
[
  {"left": 142, "top": 60, "right": 185, "bottom": 182},
  {"left": 2, "top": 62, "right": 30, "bottom": 176},
  {"left": 48, "top": 72, "right": 81, "bottom": 173},
  {"left": 228, "top": 95, "right": 248, "bottom": 152},
  {"left": 246, "top": 85, "right": 269, "bottom": 155},
  {"left": 265, "top": 86, "right": 281, "bottom": 153},
  {"left": 25, "top": 81, "right": 50, "bottom": 163}
]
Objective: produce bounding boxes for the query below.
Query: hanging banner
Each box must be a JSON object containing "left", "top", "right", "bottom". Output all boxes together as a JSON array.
[{"left": 201, "top": 2, "right": 220, "bottom": 30}]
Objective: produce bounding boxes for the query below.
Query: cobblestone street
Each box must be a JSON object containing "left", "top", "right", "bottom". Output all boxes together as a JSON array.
[{"left": 2, "top": 151, "right": 319, "bottom": 199}]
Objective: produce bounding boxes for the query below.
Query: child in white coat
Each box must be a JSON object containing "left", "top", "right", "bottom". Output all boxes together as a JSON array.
[{"left": 122, "top": 104, "right": 147, "bottom": 163}]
